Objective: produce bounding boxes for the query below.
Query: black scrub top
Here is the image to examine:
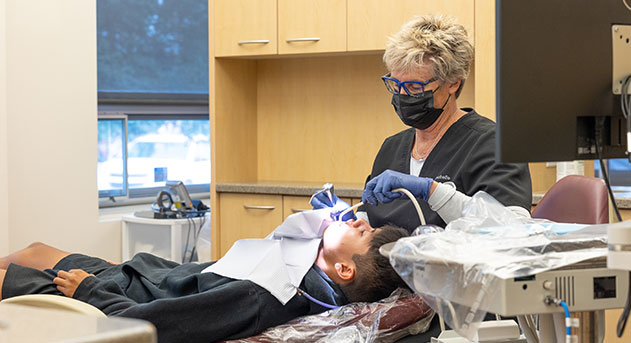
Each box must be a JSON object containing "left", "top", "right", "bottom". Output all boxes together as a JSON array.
[{"left": 362, "top": 109, "right": 532, "bottom": 231}]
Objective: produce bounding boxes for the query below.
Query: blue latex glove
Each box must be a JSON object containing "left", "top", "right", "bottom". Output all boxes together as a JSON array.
[
  {"left": 310, "top": 185, "right": 357, "bottom": 221},
  {"left": 310, "top": 187, "right": 336, "bottom": 209},
  {"left": 362, "top": 170, "right": 434, "bottom": 205}
]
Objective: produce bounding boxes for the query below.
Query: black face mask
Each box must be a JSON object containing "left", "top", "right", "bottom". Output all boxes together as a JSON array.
[{"left": 391, "top": 90, "right": 450, "bottom": 130}]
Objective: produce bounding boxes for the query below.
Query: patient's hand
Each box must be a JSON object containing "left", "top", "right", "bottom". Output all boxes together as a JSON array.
[{"left": 54, "top": 269, "right": 94, "bottom": 298}]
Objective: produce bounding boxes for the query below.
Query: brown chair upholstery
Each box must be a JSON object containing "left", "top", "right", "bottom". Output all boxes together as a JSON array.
[{"left": 531, "top": 175, "right": 609, "bottom": 224}]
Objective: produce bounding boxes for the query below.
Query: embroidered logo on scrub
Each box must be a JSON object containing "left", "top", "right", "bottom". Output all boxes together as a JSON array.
[{"left": 434, "top": 175, "right": 451, "bottom": 182}]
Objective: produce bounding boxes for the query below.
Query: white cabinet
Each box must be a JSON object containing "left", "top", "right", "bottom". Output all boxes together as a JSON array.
[{"left": 122, "top": 214, "right": 210, "bottom": 263}]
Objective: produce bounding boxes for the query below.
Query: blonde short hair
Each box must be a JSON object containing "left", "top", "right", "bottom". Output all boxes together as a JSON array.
[{"left": 383, "top": 15, "right": 473, "bottom": 96}]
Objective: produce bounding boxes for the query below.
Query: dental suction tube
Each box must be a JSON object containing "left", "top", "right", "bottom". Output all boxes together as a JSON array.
[
  {"left": 392, "top": 187, "right": 426, "bottom": 226},
  {"left": 337, "top": 188, "right": 426, "bottom": 226}
]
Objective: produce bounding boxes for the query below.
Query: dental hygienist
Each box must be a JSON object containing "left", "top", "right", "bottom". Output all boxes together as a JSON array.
[{"left": 358, "top": 15, "right": 532, "bottom": 231}]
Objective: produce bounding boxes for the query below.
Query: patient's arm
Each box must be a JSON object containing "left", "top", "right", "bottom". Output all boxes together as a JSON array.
[
  {"left": 54, "top": 269, "right": 94, "bottom": 297},
  {"left": 428, "top": 182, "right": 531, "bottom": 224}
]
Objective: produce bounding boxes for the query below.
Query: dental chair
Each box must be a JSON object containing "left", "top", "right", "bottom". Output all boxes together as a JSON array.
[
  {"left": 225, "top": 289, "right": 435, "bottom": 342},
  {"left": 1, "top": 294, "right": 106, "bottom": 317},
  {"left": 531, "top": 174, "right": 609, "bottom": 225},
  {"left": 3, "top": 291, "right": 432, "bottom": 342}
]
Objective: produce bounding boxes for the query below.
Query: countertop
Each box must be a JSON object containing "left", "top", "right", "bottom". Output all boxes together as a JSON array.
[
  {"left": 216, "top": 182, "right": 631, "bottom": 209},
  {"left": 216, "top": 181, "right": 365, "bottom": 198}
]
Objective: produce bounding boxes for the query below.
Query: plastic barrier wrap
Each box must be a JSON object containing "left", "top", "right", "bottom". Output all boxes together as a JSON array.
[
  {"left": 224, "top": 289, "right": 434, "bottom": 343},
  {"left": 389, "top": 191, "right": 609, "bottom": 339}
]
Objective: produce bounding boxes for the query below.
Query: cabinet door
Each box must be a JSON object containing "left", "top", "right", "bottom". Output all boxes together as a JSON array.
[
  {"left": 283, "top": 195, "right": 352, "bottom": 220},
  {"left": 214, "top": 0, "right": 277, "bottom": 57},
  {"left": 347, "top": 0, "right": 475, "bottom": 52},
  {"left": 283, "top": 196, "right": 313, "bottom": 220},
  {"left": 278, "top": 0, "right": 346, "bottom": 54},
  {"left": 218, "top": 193, "right": 283, "bottom": 256}
]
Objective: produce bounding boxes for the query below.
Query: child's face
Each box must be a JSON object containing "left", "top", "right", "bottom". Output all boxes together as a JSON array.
[{"left": 321, "top": 219, "right": 380, "bottom": 261}]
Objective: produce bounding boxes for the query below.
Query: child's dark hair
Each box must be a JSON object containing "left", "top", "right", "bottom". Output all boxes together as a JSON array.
[{"left": 340, "top": 225, "right": 410, "bottom": 303}]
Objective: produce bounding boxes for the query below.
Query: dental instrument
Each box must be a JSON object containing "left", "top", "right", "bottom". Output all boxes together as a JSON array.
[{"left": 309, "top": 183, "right": 334, "bottom": 205}]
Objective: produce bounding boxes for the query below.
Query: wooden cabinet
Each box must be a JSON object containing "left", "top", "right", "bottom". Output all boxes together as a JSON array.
[
  {"left": 214, "top": 0, "right": 345, "bottom": 57},
  {"left": 214, "top": 0, "right": 475, "bottom": 56},
  {"left": 214, "top": 0, "right": 277, "bottom": 57},
  {"left": 282, "top": 195, "right": 352, "bottom": 220},
  {"left": 606, "top": 309, "right": 631, "bottom": 341},
  {"left": 218, "top": 193, "right": 283, "bottom": 256},
  {"left": 278, "top": 0, "right": 346, "bottom": 54},
  {"left": 282, "top": 196, "right": 313, "bottom": 220},
  {"left": 347, "top": 0, "right": 475, "bottom": 52}
]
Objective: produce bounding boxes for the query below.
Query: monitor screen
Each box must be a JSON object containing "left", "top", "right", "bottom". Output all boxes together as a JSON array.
[{"left": 495, "top": 0, "right": 631, "bottom": 163}]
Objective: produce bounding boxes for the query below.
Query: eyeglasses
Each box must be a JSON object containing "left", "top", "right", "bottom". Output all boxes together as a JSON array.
[{"left": 382, "top": 73, "right": 439, "bottom": 98}]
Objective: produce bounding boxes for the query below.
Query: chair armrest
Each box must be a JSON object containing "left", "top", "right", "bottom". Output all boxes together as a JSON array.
[{"left": 1, "top": 294, "right": 106, "bottom": 317}]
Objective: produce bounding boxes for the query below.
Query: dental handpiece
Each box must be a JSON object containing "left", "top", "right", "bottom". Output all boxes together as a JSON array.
[{"left": 310, "top": 183, "right": 335, "bottom": 204}]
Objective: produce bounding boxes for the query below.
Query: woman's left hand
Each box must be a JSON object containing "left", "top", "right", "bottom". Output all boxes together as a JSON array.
[{"left": 54, "top": 269, "right": 94, "bottom": 297}]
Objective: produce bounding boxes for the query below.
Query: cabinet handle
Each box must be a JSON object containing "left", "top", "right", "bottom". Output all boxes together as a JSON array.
[
  {"left": 243, "top": 205, "right": 276, "bottom": 210},
  {"left": 286, "top": 37, "right": 321, "bottom": 43},
  {"left": 291, "top": 208, "right": 310, "bottom": 213},
  {"left": 238, "top": 40, "right": 270, "bottom": 45}
]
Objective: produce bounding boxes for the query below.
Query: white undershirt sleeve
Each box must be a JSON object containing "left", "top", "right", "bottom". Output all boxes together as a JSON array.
[
  {"left": 427, "top": 182, "right": 531, "bottom": 225},
  {"left": 355, "top": 211, "right": 370, "bottom": 225}
]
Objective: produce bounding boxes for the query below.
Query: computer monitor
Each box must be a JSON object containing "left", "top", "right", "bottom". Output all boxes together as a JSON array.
[{"left": 495, "top": 0, "right": 631, "bottom": 163}]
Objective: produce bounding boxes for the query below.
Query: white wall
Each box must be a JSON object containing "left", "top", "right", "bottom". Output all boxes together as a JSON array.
[
  {"left": 3, "top": 0, "right": 120, "bottom": 261},
  {"left": 0, "top": 0, "right": 9, "bottom": 256}
]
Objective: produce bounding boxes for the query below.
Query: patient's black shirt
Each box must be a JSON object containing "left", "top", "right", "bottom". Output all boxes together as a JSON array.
[
  {"left": 362, "top": 109, "right": 532, "bottom": 230},
  {"left": 2, "top": 253, "right": 347, "bottom": 343}
]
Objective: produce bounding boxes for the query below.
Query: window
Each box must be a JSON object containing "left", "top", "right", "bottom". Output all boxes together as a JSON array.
[
  {"left": 97, "top": 0, "right": 209, "bottom": 206},
  {"left": 98, "top": 118, "right": 126, "bottom": 197},
  {"left": 97, "top": 0, "right": 208, "bottom": 94},
  {"left": 595, "top": 158, "right": 631, "bottom": 192}
]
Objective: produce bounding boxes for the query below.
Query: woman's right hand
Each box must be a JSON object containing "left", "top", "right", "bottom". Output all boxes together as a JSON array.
[{"left": 362, "top": 170, "right": 435, "bottom": 205}]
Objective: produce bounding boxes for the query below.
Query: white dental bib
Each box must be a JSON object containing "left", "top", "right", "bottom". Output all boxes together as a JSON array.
[{"left": 202, "top": 209, "right": 333, "bottom": 304}]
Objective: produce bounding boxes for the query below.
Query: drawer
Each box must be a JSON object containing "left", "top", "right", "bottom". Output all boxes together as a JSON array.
[{"left": 218, "top": 193, "right": 283, "bottom": 256}]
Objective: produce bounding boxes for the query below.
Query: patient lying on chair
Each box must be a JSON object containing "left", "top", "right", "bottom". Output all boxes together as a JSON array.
[{"left": 0, "top": 210, "right": 408, "bottom": 343}]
